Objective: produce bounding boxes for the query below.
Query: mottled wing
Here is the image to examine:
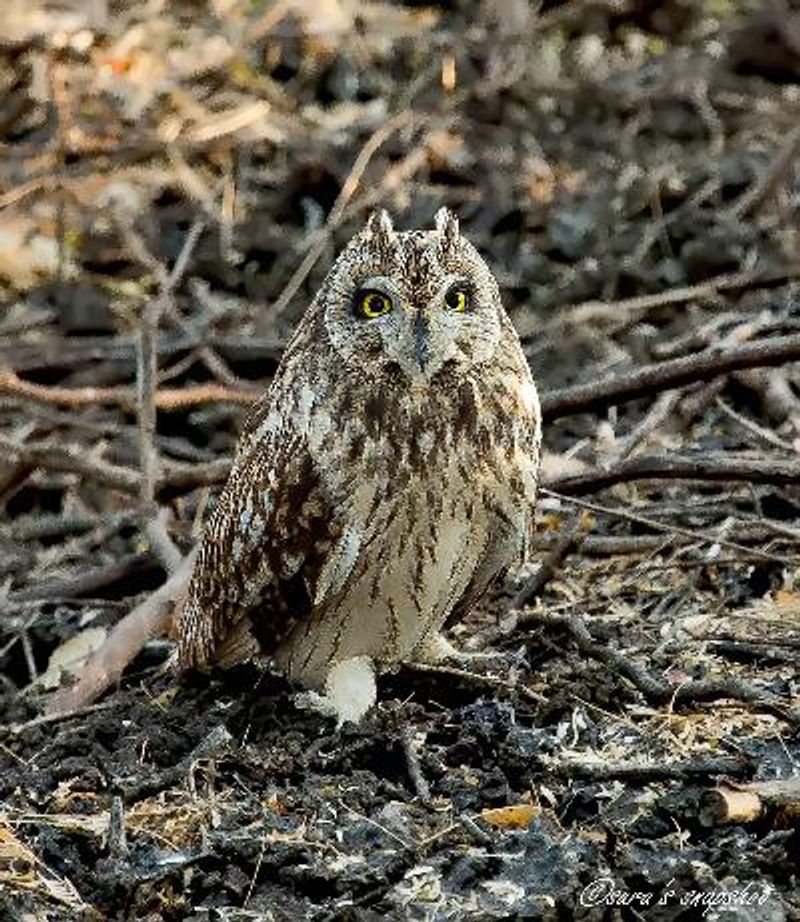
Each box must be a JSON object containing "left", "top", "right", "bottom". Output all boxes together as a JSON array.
[
  {"left": 177, "top": 402, "right": 334, "bottom": 670},
  {"left": 446, "top": 394, "right": 541, "bottom": 629},
  {"left": 444, "top": 522, "right": 519, "bottom": 631}
]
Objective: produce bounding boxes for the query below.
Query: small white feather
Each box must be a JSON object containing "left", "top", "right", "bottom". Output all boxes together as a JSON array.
[{"left": 294, "top": 656, "right": 377, "bottom": 726}]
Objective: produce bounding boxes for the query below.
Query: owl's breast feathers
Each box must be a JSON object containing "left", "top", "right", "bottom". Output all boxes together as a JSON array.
[{"left": 176, "top": 328, "right": 540, "bottom": 678}]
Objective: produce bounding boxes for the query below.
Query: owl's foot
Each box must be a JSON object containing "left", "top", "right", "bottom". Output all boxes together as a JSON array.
[
  {"left": 293, "top": 655, "right": 377, "bottom": 727},
  {"left": 416, "top": 633, "right": 526, "bottom": 675},
  {"left": 415, "top": 633, "right": 461, "bottom": 664}
]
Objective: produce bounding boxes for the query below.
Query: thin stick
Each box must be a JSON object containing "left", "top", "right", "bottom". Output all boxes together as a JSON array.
[
  {"left": 46, "top": 551, "right": 196, "bottom": 716},
  {"left": 120, "top": 214, "right": 207, "bottom": 516},
  {"left": 272, "top": 112, "right": 411, "bottom": 320},
  {"left": 720, "top": 397, "right": 795, "bottom": 451},
  {"left": 0, "top": 554, "right": 151, "bottom": 613},
  {"left": 545, "top": 453, "right": 800, "bottom": 496},
  {"left": 540, "top": 333, "right": 800, "bottom": 421},
  {"left": 0, "top": 369, "right": 259, "bottom": 410},
  {"left": 9, "top": 701, "right": 119, "bottom": 734},
  {"left": 137, "top": 293, "right": 161, "bottom": 512},
  {"left": 535, "top": 612, "right": 799, "bottom": 729},
  {"left": 540, "top": 489, "right": 794, "bottom": 563},
  {"left": 610, "top": 390, "right": 681, "bottom": 459},
  {"left": 731, "top": 125, "right": 800, "bottom": 219},
  {"left": 0, "top": 435, "right": 233, "bottom": 495},
  {"left": 402, "top": 727, "right": 432, "bottom": 804},
  {"left": 510, "top": 515, "right": 585, "bottom": 609},
  {"left": 0, "top": 433, "right": 141, "bottom": 493},
  {"left": 403, "top": 661, "right": 547, "bottom": 704},
  {"left": 144, "top": 507, "right": 182, "bottom": 574},
  {"left": 532, "top": 264, "right": 800, "bottom": 336},
  {"left": 554, "top": 757, "right": 751, "bottom": 783}
]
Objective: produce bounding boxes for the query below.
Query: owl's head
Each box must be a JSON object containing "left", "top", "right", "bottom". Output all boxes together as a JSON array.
[{"left": 319, "top": 209, "right": 505, "bottom": 385}]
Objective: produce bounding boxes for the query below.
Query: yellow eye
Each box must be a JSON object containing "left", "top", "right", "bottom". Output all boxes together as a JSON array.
[
  {"left": 444, "top": 286, "right": 468, "bottom": 312},
  {"left": 356, "top": 289, "right": 392, "bottom": 319}
]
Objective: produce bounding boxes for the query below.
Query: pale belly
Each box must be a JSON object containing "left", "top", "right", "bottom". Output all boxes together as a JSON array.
[{"left": 275, "top": 472, "right": 528, "bottom": 687}]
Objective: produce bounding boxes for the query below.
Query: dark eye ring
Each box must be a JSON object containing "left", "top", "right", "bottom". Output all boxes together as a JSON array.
[
  {"left": 444, "top": 285, "right": 469, "bottom": 312},
  {"left": 354, "top": 289, "right": 392, "bottom": 319}
]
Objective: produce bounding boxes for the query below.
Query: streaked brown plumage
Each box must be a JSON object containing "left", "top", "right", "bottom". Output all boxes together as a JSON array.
[{"left": 177, "top": 208, "right": 541, "bottom": 718}]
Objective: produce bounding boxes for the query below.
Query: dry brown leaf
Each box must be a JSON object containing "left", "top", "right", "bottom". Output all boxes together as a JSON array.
[
  {"left": 480, "top": 803, "right": 540, "bottom": 829},
  {"left": 774, "top": 589, "right": 800, "bottom": 610},
  {"left": 265, "top": 795, "right": 290, "bottom": 815},
  {"left": 37, "top": 627, "right": 107, "bottom": 691},
  {"left": 0, "top": 217, "right": 60, "bottom": 289},
  {"left": 128, "top": 800, "right": 210, "bottom": 848}
]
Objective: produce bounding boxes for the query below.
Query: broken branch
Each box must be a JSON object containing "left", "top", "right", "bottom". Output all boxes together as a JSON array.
[
  {"left": 540, "top": 333, "right": 800, "bottom": 421},
  {"left": 0, "top": 369, "right": 260, "bottom": 411},
  {"left": 545, "top": 453, "right": 800, "bottom": 495},
  {"left": 524, "top": 612, "right": 799, "bottom": 729},
  {"left": 700, "top": 778, "right": 800, "bottom": 828},
  {"left": 46, "top": 551, "right": 197, "bottom": 716}
]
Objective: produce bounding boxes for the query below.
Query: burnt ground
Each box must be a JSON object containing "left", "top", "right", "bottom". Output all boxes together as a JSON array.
[{"left": 1, "top": 1, "right": 800, "bottom": 919}]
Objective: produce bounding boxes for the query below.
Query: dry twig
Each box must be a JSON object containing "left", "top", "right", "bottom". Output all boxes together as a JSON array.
[
  {"left": 532, "top": 265, "right": 800, "bottom": 336},
  {"left": 730, "top": 124, "right": 800, "bottom": 219},
  {"left": 401, "top": 728, "right": 432, "bottom": 804},
  {"left": 532, "top": 612, "right": 799, "bottom": 729},
  {"left": 700, "top": 778, "right": 800, "bottom": 827},
  {"left": 0, "top": 554, "right": 153, "bottom": 614},
  {"left": 0, "top": 370, "right": 259, "bottom": 411},
  {"left": 511, "top": 515, "right": 587, "bottom": 610},
  {"left": 555, "top": 757, "right": 752, "bottom": 783},
  {"left": 46, "top": 551, "right": 197, "bottom": 716},
  {"left": 541, "top": 333, "right": 800, "bottom": 421},
  {"left": 545, "top": 453, "right": 800, "bottom": 496},
  {"left": 272, "top": 112, "right": 412, "bottom": 320},
  {"left": 541, "top": 489, "right": 794, "bottom": 563}
]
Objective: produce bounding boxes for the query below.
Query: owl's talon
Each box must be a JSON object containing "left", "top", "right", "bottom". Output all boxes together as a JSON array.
[
  {"left": 416, "top": 632, "right": 526, "bottom": 676},
  {"left": 415, "top": 633, "right": 462, "bottom": 664}
]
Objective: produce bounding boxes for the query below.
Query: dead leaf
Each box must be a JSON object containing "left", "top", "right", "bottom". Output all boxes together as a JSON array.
[
  {"left": 37, "top": 626, "right": 107, "bottom": 691},
  {"left": 480, "top": 803, "right": 540, "bottom": 829},
  {"left": 0, "top": 217, "right": 60, "bottom": 289}
]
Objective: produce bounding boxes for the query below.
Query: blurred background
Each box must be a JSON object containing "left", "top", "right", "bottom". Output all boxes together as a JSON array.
[{"left": 2, "top": 0, "right": 797, "bottom": 342}]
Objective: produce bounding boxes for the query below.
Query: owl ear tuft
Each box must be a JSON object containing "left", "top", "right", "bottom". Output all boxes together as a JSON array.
[
  {"left": 366, "top": 209, "right": 394, "bottom": 246},
  {"left": 435, "top": 207, "right": 459, "bottom": 251}
]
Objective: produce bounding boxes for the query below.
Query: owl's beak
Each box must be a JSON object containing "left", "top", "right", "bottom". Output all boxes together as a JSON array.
[{"left": 413, "top": 315, "right": 431, "bottom": 372}]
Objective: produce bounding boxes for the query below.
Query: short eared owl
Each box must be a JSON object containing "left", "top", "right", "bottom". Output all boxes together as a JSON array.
[{"left": 177, "top": 208, "right": 541, "bottom": 720}]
